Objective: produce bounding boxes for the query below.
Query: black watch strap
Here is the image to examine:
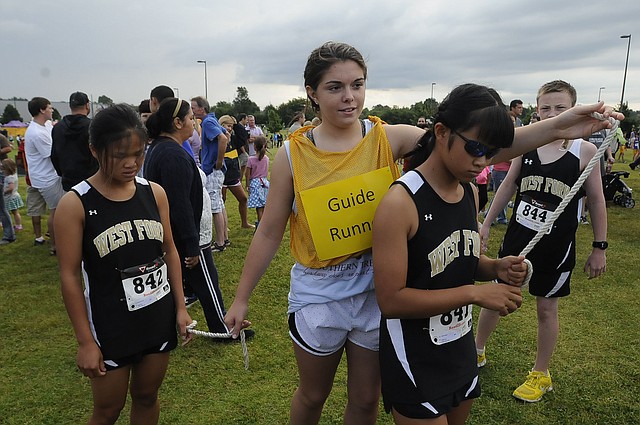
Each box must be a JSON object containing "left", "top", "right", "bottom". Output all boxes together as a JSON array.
[{"left": 592, "top": 241, "right": 608, "bottom": 250}]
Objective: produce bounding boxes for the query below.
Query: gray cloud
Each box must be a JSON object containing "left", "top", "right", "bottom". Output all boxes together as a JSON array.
[{"left": 2, "top": 0, "right": 638, "bottom": 110}]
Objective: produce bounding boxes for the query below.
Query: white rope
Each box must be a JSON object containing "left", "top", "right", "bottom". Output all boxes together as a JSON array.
[
  {"left": 520, "top": 113, "right": 618, "bottom": 286},
  {"left": 186, "top": 320, "right": 250, "bottom": 370}
]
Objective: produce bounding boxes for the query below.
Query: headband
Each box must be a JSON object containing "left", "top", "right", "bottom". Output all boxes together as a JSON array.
[{"left": 172, "top": 99, "right": 182, "bottom": 119}]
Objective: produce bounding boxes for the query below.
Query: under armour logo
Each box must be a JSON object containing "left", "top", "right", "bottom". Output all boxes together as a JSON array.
[
  {"left": 88, "top": 210, "right": 98, "bottom": 215},
  {"left": 524, "top": 159, "right": 533, "bottom": 165},
  {"left": 424, "top": 214, "right": 433, "bottom": 221}
]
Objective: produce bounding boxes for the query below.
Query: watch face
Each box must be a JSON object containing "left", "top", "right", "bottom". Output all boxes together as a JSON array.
[{"left": 593, "top": 241, "right": 608, "bottom": 249}]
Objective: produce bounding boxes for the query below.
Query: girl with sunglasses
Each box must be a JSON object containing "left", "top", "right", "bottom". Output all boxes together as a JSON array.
[{"left": 373, "top": 83, "right": 535, "bottom": 424}]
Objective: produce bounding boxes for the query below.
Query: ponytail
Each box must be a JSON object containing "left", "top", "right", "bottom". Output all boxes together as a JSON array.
[
  {"left": 254, "top": 136, "right": 267, "bottom": 160},
  {"left": 404, "top": 129, "right": 435, "bottom": 169},
  {"left": 145, "top": 98, "right": 189, "bottom": 139}
]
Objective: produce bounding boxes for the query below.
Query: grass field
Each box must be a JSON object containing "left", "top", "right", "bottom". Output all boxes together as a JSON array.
[{"left": 1, "top": 157, "right": 639, "bottom": 424}]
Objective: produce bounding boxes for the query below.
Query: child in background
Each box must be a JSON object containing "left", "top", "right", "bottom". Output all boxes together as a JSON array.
[
  {"left": 2, "top": 158, "right": 24, "bottom": 231},
  {"left": 218, "top": 114, "right": 252, "bottom": 230},
  {"left": 476, "top": 165, "right": 491, "bottom": 216},
  {"left": 615, "top": 128, "right": 627, "bottom": 163},
  {"left": 632, "top": 128, "right": 639, "bottom": 162},
  {"left": 245, "top": 136, "right": 269, "bottom": 227}
]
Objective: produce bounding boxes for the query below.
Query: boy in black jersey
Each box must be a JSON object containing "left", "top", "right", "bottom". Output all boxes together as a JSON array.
[{"left": 476, "top": 80, "right": 608, "bottom": 403}]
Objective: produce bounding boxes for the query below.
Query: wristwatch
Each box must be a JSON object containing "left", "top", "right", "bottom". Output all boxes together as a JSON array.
[{"left": 592, "top": 241, "right": 608, "bottom": 250}]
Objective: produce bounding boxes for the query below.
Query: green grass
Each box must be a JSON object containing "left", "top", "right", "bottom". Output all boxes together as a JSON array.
[{"left": 1, "top": 159, "right": 639, "bottom": 424}]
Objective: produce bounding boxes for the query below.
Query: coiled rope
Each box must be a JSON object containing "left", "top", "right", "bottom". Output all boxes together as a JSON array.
[
  {"left": 520, "top": 113, "right": 618, "bottom": 286},
  {"left": 186, "top": 321, "right": 250, "bottom": 370}
]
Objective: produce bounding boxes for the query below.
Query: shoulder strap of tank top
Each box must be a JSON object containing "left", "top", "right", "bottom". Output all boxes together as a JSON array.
[{"left": 283, "top": 140, "right": 297, "bottom": 213}]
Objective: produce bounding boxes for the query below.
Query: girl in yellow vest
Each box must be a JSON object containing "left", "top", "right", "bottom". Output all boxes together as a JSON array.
[{"left": 223, "top": 42, "right": 623, "bottom": 425}]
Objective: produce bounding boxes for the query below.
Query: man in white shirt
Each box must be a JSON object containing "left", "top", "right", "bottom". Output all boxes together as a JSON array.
[{"left": 24, "top": 97, "right": 64, "bottom": 254}]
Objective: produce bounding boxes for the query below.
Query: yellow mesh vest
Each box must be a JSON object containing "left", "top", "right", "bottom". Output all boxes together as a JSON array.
[{"left": 289, "top": 116, "right": 400, "bottom": 268}]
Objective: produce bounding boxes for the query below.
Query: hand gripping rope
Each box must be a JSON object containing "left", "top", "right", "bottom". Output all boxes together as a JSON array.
[
  {"left": 186, "top": 320, "right": 250, "bottom": 370},
  {"left": 519, "top": 114, "right": 618, "bottom": 286}
]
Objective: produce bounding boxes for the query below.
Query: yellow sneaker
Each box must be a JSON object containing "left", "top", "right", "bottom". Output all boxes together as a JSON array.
[
  {"left": 477, "top": 351, "right": 486, "bottom": 368},
  {"left": 513, "top": 370, "right": 553, "bottom": 402}
]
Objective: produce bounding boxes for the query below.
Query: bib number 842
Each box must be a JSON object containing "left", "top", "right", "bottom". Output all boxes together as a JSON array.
[{"left": 132, "top": 269, "right": 164, "bottom": 294}]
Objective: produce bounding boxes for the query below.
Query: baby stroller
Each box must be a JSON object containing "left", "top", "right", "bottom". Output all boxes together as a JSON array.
[{"left": 603, "top": 171, "right": 635, "bottom": 208}]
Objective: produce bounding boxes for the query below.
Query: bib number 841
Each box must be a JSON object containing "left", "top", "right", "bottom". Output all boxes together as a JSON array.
[
  {"left": 429, "top": 304, "right": 473, "bottom": 345},
  {"left": 440, "top": 305, "right": 471, "bottom": 326}
]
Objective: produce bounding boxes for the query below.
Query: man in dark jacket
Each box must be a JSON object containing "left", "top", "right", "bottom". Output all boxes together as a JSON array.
[{"left": 51, "top": 92, "right": 98, "bottom": 191}]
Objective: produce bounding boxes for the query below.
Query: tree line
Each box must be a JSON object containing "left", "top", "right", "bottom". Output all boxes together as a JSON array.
[{"left": 3, "top": 89, "right": 639, "bottom": 136}]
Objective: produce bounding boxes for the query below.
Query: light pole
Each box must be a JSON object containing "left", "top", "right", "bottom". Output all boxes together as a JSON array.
[
  {"left": 431, "top": 82, "right": 436, "bottom": 100},
  {"left": 197, "top": 60, "right": 208, "bottom": 99},
  {"left": 598, "top": 86, "right": 605, "bottom": 102},
  {"left": 620, "top": 34, "right": 631, "bottom": 108},
  {"left": 173, "top": 87, "right": 180, "bottom": 99}
]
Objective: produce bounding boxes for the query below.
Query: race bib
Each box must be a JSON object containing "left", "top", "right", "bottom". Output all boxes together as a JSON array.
[
  {"left": 120, "top": 257, "right": 171, "bottom": 312},
  {"left": 515, "top": 195, "right": 555, "bottom": 233},
  {"left": 299, "top": 167, "right": 394, "bottom": 260},
  {"left": 429, "top": 304, "right": 473, "bottom": 345}
]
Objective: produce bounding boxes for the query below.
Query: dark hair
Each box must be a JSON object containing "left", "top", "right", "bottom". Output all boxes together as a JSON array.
[
  {"left": 254, "top": 135, "right": 267, "bottom": 160},
  {"left": 237, "top": 113, "right": 247, "bottom": 121},
  {"left": 509, "top": 99, "right": 523, "bottom": 109},
  {"left": 304, "top": 42, "right": 367, "bottom": 112},
  {"left": 407, "top": 84, "right": 514, "bottom": 168},
  {"left": 191, "top": 96, "right": 210, "bottom": 113},
  {"left": 89, "top": 104, "right": 148, "bottom": 176},
  {"left": 145, "top": 98, "right": 190, "bottom": 139},
  {"left": 27, "top": 97, "right": 51, "bottom": 117},
  {"left": 138, "top": 99, "right": 151, "bottom": 114},
  {"left": 150, "top": 85, "right": 174, "bottom": 103},
  {"left": 488, "top": 88, "right": 507, "bottom": 109}
]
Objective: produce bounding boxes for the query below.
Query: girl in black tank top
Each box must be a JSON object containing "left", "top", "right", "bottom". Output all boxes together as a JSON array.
[
  {"left": 54, "top": 104, "right": 192, "bottom": 424},
  {"left": 373, "top": 84, "right": 526, "bottom": 423}
]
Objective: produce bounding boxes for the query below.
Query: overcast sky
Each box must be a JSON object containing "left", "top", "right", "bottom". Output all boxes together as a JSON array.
[{"left": 2, "top": 0, "right": 639, "bottom": 114}]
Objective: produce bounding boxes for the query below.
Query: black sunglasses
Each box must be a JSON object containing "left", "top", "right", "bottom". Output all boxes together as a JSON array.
[{"left": 452, "top": 130, "right": 501, "bottom": 159}]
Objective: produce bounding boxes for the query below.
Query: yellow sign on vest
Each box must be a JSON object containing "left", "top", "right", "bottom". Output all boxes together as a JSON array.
[
  {"left": 299, "top": 167, "right": 394, "bottom": 260},
  {"left": 224, "top": 149, "right": 238, "bottom": 159}
]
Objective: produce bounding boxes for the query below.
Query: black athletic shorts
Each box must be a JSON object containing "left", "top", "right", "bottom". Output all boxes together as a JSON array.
[
  {"left": 103, "top": 340, "right": 176, "bottom": 371},
  {"left": 386, "top": 376, "right": 481, "bottom": 420}
]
